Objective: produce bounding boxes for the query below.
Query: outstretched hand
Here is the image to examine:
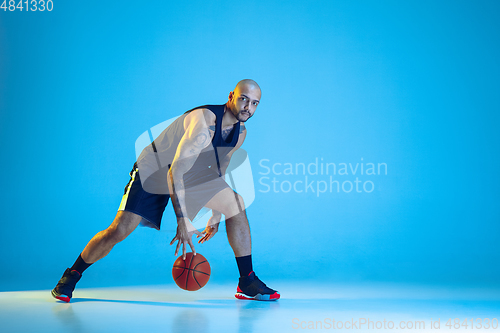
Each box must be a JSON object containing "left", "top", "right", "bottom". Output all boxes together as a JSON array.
[
  {"left": 170, "top": 217, "right": 203, "bottom": 260},
  {"left": 198, "top": 223, "right": 219, "bottom": 243},
  {"left": 198, "top": 213, "right": 221, "bottom": 244}
]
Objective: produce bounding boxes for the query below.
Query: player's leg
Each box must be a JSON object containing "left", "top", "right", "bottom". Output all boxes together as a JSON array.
[
  {"left": 81, "top": 210, "right": 142, "bottom": 263},
  {"left": 51, "top": 211, "right": 142, "bottom": 302},
  {"left": 205, "top": 188, "right": 250, "bottom": 257},
  {"left": 204, "top": 188, "right": 280, "bottom": 301}
]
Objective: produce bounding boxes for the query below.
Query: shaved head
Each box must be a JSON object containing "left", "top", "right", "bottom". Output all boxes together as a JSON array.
[
  {"left": 234, "top": 79, "right": 261, "bottom": 97},
  {"left": 226, "top": 79, "right": 261, "bottom": 122}
]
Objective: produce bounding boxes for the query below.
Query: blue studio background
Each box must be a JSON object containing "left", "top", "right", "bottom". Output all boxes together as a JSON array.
[{"left": 0, "top": 0, "right": 499, "bottom": 291}]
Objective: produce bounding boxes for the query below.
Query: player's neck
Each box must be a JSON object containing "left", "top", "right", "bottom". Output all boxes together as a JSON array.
[{"left": 222, "top": 103, "right": 239, "bottom": 128}]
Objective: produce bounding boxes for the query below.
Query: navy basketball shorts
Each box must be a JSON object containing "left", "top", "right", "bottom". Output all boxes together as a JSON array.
[{"left": 118, "top": 163, "right": 230, "bottom": 229}]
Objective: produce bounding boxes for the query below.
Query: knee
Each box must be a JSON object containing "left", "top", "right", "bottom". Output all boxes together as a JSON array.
[
  {"left": 103, "top": 225, "right": 129, "bottom": 244},
  {"left": 225, "top": 192, "right": 246, "bottom": 218}
]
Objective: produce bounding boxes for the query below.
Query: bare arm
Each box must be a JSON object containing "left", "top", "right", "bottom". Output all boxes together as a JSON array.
[{"left": 168, "top": 108, "right": 216, "bottom": 258}]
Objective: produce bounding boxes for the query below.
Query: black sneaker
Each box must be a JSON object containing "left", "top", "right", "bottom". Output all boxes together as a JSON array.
[
  {"left": 235, "top": 271, "right": 280, "bottom": 301},
  {"left": 51, "top": 268, "right": 81, "bottom": 302}
]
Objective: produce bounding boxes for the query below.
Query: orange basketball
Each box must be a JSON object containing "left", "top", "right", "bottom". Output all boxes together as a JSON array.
[{"left": 172, "top": 252, "right": 211, "bottom": 291}]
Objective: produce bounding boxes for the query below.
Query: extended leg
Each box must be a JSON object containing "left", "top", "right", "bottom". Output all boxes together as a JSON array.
[{"left": 81, "top": 210, "right": 143, "bottom": 263}]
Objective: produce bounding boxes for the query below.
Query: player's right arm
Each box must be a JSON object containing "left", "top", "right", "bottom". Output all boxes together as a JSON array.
[{"left": 168, "top": 108, "right": 216, "bottom": 259}]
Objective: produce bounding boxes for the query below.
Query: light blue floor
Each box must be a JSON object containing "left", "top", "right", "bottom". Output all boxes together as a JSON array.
[{"left": 1, "top": 282, "right": 499, "bottom": 333}]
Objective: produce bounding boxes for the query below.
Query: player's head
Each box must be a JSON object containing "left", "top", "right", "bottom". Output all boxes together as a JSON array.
[{"left": 227, "top": 79, "right": 261, "bottom": 122}]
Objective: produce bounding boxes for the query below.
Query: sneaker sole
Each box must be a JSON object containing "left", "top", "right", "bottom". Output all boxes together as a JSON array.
[
  {"left": 235, "top": 292, "right": 280, "bottom": 301},
  {"left": 51, "top": 289, "right": 71, "bottom": 303}
]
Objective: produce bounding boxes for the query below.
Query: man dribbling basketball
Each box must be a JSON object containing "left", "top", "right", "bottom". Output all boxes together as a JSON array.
[{"left": 51, "top": 79, "right": 280, "bottom": 302}]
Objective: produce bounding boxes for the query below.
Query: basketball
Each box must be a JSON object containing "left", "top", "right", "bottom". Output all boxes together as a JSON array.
[{"left": 172, "top": 252, "right": 211, "bottom": 291}]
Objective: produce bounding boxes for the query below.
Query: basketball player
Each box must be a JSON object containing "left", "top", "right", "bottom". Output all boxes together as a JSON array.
[{"left": 51, "top": 80, "right": 280, "bottom": 302}]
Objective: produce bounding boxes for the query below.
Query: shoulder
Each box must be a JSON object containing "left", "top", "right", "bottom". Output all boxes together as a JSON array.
[{"left": 183, "top": 108, "right": 216, "bottom": 129}]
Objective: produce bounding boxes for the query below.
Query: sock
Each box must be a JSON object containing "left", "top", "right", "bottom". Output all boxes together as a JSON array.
[
  {"left": 70, "top": 254, "right": 92, "bottom": 275},
  {"left": 236, "top": 255, "right": 253, "bottom": 277}
]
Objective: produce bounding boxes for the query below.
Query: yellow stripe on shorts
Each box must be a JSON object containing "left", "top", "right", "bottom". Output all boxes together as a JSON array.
[{"left": 118, "top": 168, "right": 138, "bottom": 211}]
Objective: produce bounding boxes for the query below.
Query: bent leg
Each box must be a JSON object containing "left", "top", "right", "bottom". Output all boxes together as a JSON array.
[
  {"left": 81, "top": 210, "right": 142, "bottom": 263},
  {"left": 203, "top": 188, "right": 280, "bottom": 300},
  {"left": 204, "top": 188, "right": 251, "bottom": 257}
]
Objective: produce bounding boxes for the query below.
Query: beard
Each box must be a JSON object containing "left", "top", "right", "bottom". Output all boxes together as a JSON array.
[{"left": 236, "top": 110, "right": 252, "bottom": 122}]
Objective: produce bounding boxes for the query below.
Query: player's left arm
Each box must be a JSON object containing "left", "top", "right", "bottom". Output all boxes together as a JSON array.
[{"left": 198, "top": 124, "right": 247, "bottom": 244}]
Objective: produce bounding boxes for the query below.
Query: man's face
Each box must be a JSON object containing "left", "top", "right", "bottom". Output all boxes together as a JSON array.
[{"left": 229, "top": 85, "right": 261, "bottom": 122}]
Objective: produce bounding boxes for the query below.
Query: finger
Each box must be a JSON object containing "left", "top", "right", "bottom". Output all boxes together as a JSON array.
[
  {"left": 199, "top": 234, "right": 209, "bottom": 243},
  {"left": 170, "top": 236, "right": 177, "bottom": 246},
  {"left": 194, "top": 230, "right": 203, "bottom": 237},
  {"left": 187, "top": 239, "right": 197, "bottom": 256},
  {"left": 175, "top": 240, "right": 181, "bottom": 256},
  {"left": 182, "top": 242, "right": 187, "bottom": 260}
]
